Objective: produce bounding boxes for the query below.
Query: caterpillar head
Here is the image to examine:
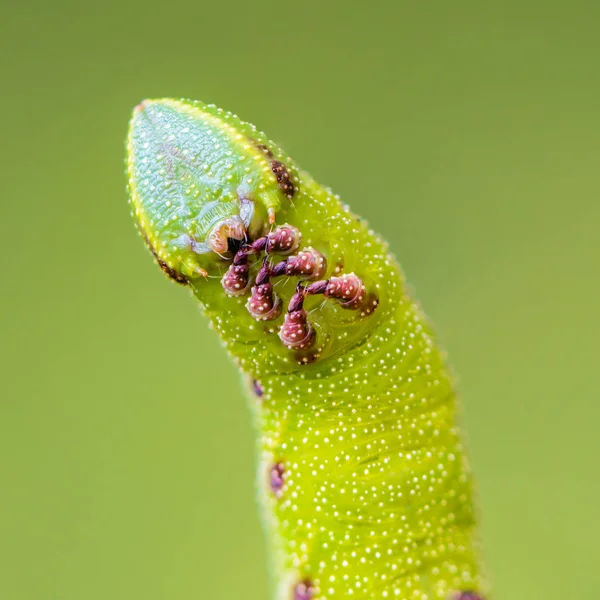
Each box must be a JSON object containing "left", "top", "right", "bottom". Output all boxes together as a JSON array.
[
  {"left": 127, "top": 98, "right": 388, "bottom": 365},
  {"left": 126, "top": 98, "right": 298, "bottom": 282}
]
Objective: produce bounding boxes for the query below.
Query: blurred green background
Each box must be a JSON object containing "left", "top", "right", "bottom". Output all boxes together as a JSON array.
[{"left": 1, "top": 1, "right": 599, "bottom": 599}]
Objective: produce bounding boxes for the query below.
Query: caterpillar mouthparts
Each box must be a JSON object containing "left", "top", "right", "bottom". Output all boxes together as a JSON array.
[{"left": 126, "top": 98, "right": 487, "bottom": 600}]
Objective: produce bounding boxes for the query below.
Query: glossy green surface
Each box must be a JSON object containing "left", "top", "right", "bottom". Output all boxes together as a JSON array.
[
  {"left": 2, "top": 2, "right": 600, "bottom": 600},
  {"left": 127, "top": 98, "right": 485, "bottom": 599}
]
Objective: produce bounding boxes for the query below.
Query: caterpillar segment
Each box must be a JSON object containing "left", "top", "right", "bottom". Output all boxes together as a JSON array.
[{"left": 126, "top": 98, "right": 488, "bottom": 600}]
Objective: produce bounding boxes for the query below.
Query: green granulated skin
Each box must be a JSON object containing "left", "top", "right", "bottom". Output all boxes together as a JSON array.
[{"left": 127, "top": 99, "right": 487, "bottom": 600}]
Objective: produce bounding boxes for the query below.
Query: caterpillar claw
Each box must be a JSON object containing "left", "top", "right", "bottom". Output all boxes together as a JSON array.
[
  {"left": 265, "top": 224, "right": 301, "bottom": 255},
  {"left": 279, "top": 308, "right": 315, "bottom": 350},
  {"left": 324, "top": 273, "right": 366, "bottom": 309},
  {"left": 278, "top": 288, "right": 316, "bottom": 350},
  {"left": 285, "top": 248, "right": 326, "bottom": 280},
  {"left": 246, "top": 283, "right": 282, "bottom": 321},
  {"left": 221, "top": 263, "right": 252, "bottom": 296}
]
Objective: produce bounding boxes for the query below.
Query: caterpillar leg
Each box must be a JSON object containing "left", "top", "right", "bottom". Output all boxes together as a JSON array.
[
  {"left": 245, "top": 248, "right": 327, "bottom": 322},
  {"left": 278, "top": 274, "right": 366, "bottom": 350},
  {"left": 221, "top": 225, "right": 302, "bottom": 296},
  {"left": 221, "top": 231, "right": 371, "bottom": 352},
  {"left": 220, "top": 221, "right": 375, "bottom": 351}
]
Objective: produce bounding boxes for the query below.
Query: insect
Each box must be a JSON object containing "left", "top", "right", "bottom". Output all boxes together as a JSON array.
[{"left": 126, "top": 98, "right": 488, "bottom": 600}]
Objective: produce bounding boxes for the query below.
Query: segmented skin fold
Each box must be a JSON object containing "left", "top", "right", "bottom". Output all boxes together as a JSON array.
[{"left": 126, "top": 99, "right": 487, "bottom": 600}]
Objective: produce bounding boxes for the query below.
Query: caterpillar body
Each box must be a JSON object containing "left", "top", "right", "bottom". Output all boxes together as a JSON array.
[{"left": 126, "top": 99, "right": 487, "bottom": 600}]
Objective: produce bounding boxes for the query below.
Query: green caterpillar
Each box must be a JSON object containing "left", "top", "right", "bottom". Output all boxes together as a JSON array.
[{"left": 126, "top": 98, "right": 487, "bottom": 600}]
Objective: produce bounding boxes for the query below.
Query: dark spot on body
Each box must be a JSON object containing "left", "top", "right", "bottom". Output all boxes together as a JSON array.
[
  {"left": 296, "top": 349, "right": 320, "bottom": 365},
  {"left": 361, "top": 293, "right": 379, "bottom": 317},
  {"left": 454, "top": 592, "right": 484, "bottom": 600},
  {"left": 157, "top": 259, "right": 189, "bottom": 285},
  {"left": 252, "top": 379, "right": 264, "bottom": 398},
  {"left": 293, "top": 580, "right": 314, "bottom": 600},
  {"left": 269, "top": 462, "right": 285, "bottom": 497},
  {"left": 141, "top": 231, "right": 189, "bottom": 285},
  {"left": 256, "top": 143, "right": 274, "bottom": 158},
  {"left": 271, "top": 160, "right": 296, "bottom": 198}
]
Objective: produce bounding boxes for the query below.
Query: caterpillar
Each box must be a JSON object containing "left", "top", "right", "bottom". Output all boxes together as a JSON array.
[{"left": 126, "top": 98, "right": 487, "bottom": 600}]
